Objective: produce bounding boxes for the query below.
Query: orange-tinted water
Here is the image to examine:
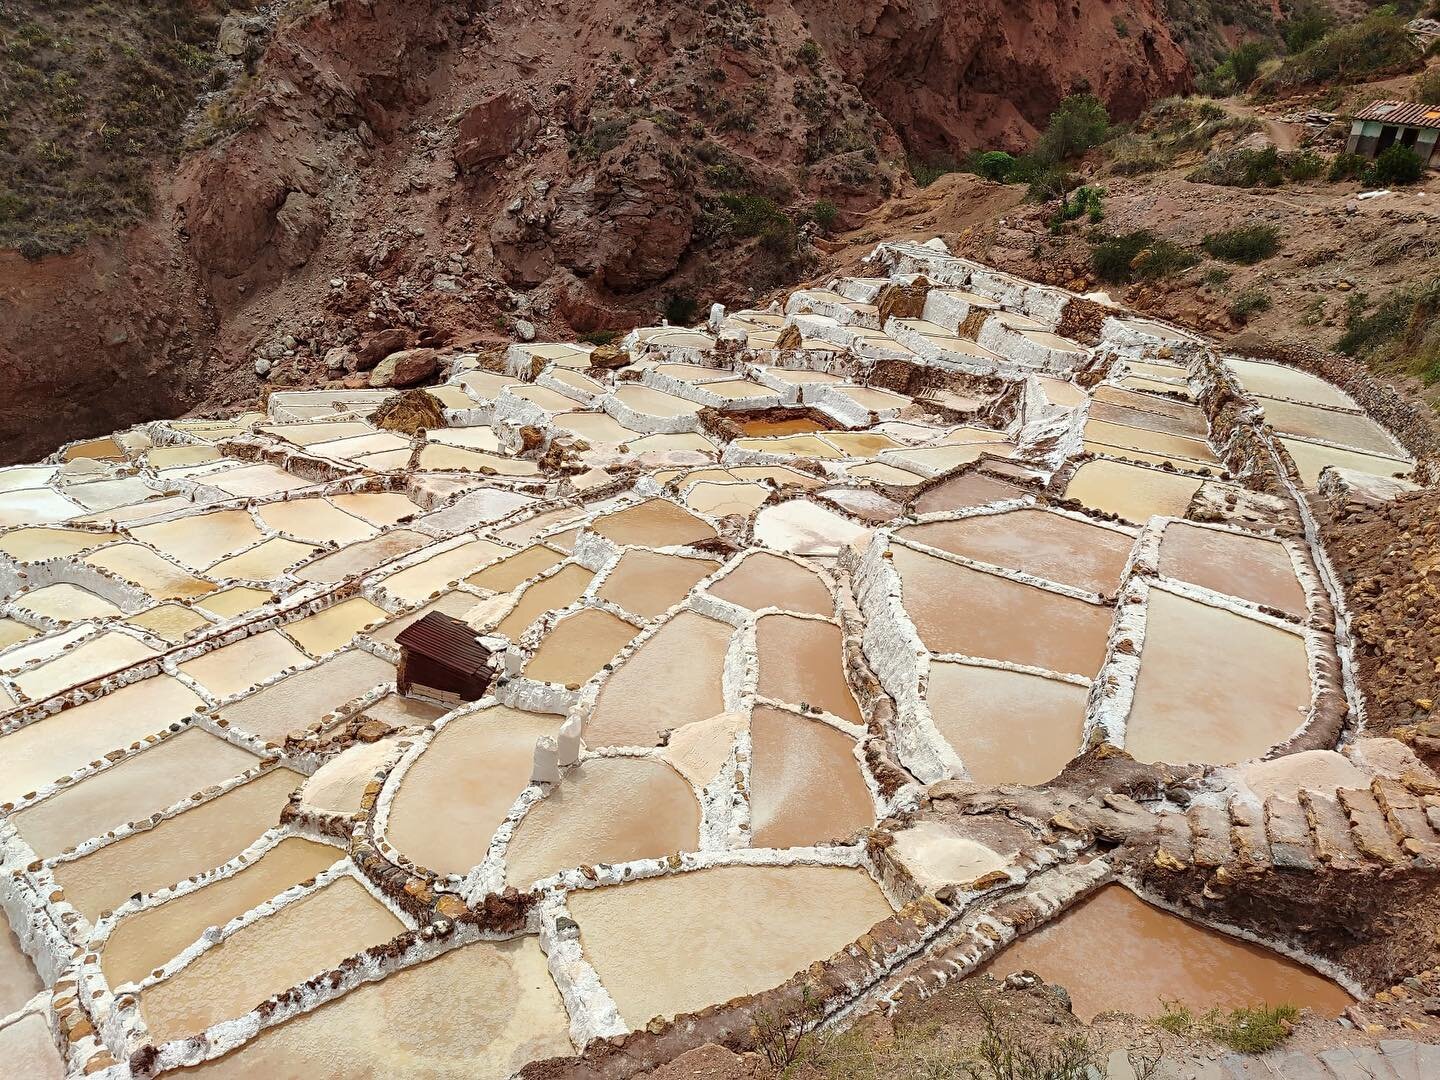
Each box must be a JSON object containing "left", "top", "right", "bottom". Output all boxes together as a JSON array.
[
  {"left": 755, "top": 615, "right": 861, "bottom": 722},
  {"left": 748, "top": 706, "right": 873, "bottom": 848}
]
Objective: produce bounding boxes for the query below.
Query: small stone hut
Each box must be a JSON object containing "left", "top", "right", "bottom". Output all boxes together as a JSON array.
[
  {"left": 395, "top": 612, "right": 495, "bottom": 702},
  {"left": 1346, "top": 101, "right": 1440, "bottom": 168}
]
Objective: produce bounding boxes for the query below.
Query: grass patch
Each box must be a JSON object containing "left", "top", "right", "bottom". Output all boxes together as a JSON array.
[
  {"left": 1201, "top": 224, "right": 1281, "bottom": 264},
  {"left": 1153, "top": 1000, "right": 1299, "bottom": 1054},
  {"left": 1228, "top": 288, "right": 1273, "bottom": 323},
  {"left": 1188, "top": 145, "right": 1327, "bottom": 188},
  {"left": 1258, "top": 12, "right": 1422, "bottom": 94},
  {"left": 1090, "top": 230, "right": 1198, "bottom": 284},
  {"left": 1339, "top": 278, "right": 1440, "bottom": 385}
]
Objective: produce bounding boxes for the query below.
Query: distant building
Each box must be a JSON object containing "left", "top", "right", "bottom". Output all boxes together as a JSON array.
[
  {"left": 1345, "top": 101, "right": 1440, "bottom": 168},
  {"left": 395, "top": 612, "right": 496, "bottom": 702}
]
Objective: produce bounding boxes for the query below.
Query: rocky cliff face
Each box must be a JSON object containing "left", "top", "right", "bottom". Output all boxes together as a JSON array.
[{"left": 0, "top": 0, "right": 1194, "bottom": 463}]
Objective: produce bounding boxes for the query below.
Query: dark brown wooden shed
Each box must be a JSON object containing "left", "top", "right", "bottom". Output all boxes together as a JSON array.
[{"left": 395, "top": 612, "right": 494, "bottom": 702}]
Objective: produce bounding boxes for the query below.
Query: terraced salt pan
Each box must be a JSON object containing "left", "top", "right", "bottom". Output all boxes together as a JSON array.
[
  {"left": 379, "top": 539, "right": 508, "bottom": 604},
  {"left": 102, "top": 837, "right": 340, "bottom": 989},
  {"left": 13, "top": 630, "right": 158, "bottom": 702},
  {"left": 194, "top": 586, "right": 273, "bottom": 620},
  {"left": 1116, "top": 375, "right": 1194, "bottom": 399},
  {"left": 591, "top": 499, "right": 715, "bottom": 548},
  {"left": 585, "top": 611, "right": 731, "bottom": 747},
  {"left": 748, "top": 706, "right": 872, "bottom": 848},
  {"left": 178, "top": 631, "right": 310, "bottom": 700},
  {"left": 260, "top": 421, "right": 375, "bottom": 447},
  {"left": 684, "top": 480, "right": 772, "bottom": 518},
  {"left": 732, "top": 417, "right": 828, "bottom": 436},
  {"left": 147, "top": 445, "right": 222, "bottom": 470},
  {"left": 124, "top": 604, "right": 212, "bottom": 643},
  {"left": 301, "top": 740, "right": 402, "bottom": 813},
  {"left": 613, "top": 385, "right": 705, "bottom": 419},
  {"left": 1088, "top": 399, "right": 1208, "bottom": 440},
  {"left": 627, "top": 433, "right": 718, "bottom": 456},
  {"left": 295, "top": 529, "right": 431, "bottom": 583},
  {"left": 506, "top": 757, "right": 700, "bottom": 886},
  {"left": 1125, "top": 590, "right": 1311, "bottom": 765},
  {"left": 568, "top": 865, "right": 891, "bottom": 1029},
  {"left": 927, "top": 662, "right": 1087, "bottom": 785},
  {"left": 706, "top": 551, "right": 832, "bottom": 615},
  {"left": 52, "top": 767, "right": 304, "bottom": 923},
  {"left": 0, "top": 617, "right": 38, "bottom": 650},
  {"left": 1257, "top": 398, "right": 1404, "bottom": 457},
  {"left": 594, "top": 550, "right": 720, "bottom": 618},
  {"left": 139, "top": 875, "right": 405, "bottom": 1045},
  {"left": 0, "top": 488, "right": 82, "bottom": 526},
  {"left": 132, "top": 511, "right": 263, "bottom": 570},
  {"left": 845, "top": 462, "right": 926, "bottom": 487},
  {"left": 1277, "top": 436, "right": 1412, "bottom": 489},
  {"left": 208, "top": 536, "right": 318, "bottom": 580},
  {"left": 882, "top": 442, "right": 1014, "bottom": 475},
  {"left": 1091, "top": 385, "right": 1197, "bottom": 418},
  {"left": 220, "top": 649, "right": 394, "bottom": 742},
  {"left": 387, "top": 707, "right": 560, "bottom": 875},
  {"left": 1, "top": 918, "right": 42, "bottom": 1016},
  {"left": 13, "top": 728, "right": 258, "bottom": 858},
  {"left": 361, "top": 693, "right": 446, "bottom": 727},
  {"left": 974, "top": 884, "right": 1352, "bottom": 1022},
  {"left": 78, "top": 495, "right": 192, "bottom": 526},
  {"left": 553, "top": 412, "right": 643, "bottom": 444},
  {"left": 0, "top": 675, "right": 203, "bottom": 805},
  {"left": 0, "top": 1014, "right": 64, "bottom": 1079},
  {"left": 325, "top": 492, "right": 420, "bottom": 527},
  {"left": 308, "top": 431, "right": 412, "bottom": 462},
  {"left": 1063, "top": 460, "right": 1202, "bottom": 524},
  {"left": 0, "top": 526, "right": 109, "bottom": 561},
  {"left": 909, "top": 473, "right": 1027, "bottom": 515},
  {"left": 256, "top": 499, "right": 377, "bottom": 545},
  {"left": 0, "top": 624, "right": 90, "bottom": 674},
  {"left": 0, "top": 465, "right": 57, "bottom": 491},
  {"left": 281, "top": 597, "right": 389, "bottom": 656},
  {"left": 892, "top": 546, "right": 1111, "bottom": 678},
  {"left": 1157, "top": 523, "right": 1305, "bottom": 614},
  {"left": 11, "top": 582, "right": 123, "bottom": 622},
  {"left": 466, "top": 544, "right": 566, "bottom": 593},
  {"left": 84, "top": 543, "right": 218, "bottom": 600},
  {"left": 755, "top": 615, "right": 861, "bottom": 722},
  {"left": 753, "top": 499, "right": 867, "bottom": 556},
  {"left": 1224, "top": 358, "right": 1358, "bottom": 410},
  {"left": 62, "top": 476, "right": 161, "bottom": 513},
  {"left": 174, "top": 937, "right": 572, "bottom": 1078},
  {"left": 1083, "top": 419, "right": 1218, "bottom": 466},
  {"left": 206, "top": 463, "right": 310, "bottom": 499},
  {"left": 899, "top": 510, "right": 1133, "bottom": 595},
  {"left": 734, "top": 434, "right": 847, "bottom": 460},
  {"left": 493, "top": 564, "right": 596, "bottom": 638}
]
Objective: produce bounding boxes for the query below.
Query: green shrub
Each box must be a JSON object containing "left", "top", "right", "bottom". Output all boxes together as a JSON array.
[
  {"left": 1190, "top": 145, "right": 1332, "bottom": 188},
  {"left": 1328, "top": 152, "right": 1369, "bottom": 182},
  {"left": 1050, "top": 185, "right": 1105, "bottom": 230},
  {"left": 1227, "top": 41, "right": 1272, "bottom": 87},
  {"left": 1282, "top": 4, "right": 1333, "bottom": 54},
  {"left": 1416, "top": 69, "right": 1440, "bottom": 106},
  {"left": 809, "top": 198, "right": 839, "bottom": 230},
  {"left": 1337, "top": 280, "right": 1440, "bottom": 385},
  {"left": 1202, "top": 224, "right": 1281, "bottom": 264},
  {"left": 1228, "top": 288, "right": 1272, "bottom": 323},
  {"left": 972, "top": 150, "right": 1017, "bottom": 182},
  {"left": 1369, "top": 145, "right": 1424, "bottom": 186},
  {"left": 1034, "top": 93, "right": 1111, "bottom": 162},
  {"left": 578, "top": 330, "right": 617, "bottom": 346},
  {"left": 663, "top": 294, "right": 699, "bottom": 326},
  {"left": 1285, "top": 151, "right": 1325, "bottom": 182},
  {"left": 907, "top": 154, "right": 959, "bottom": 187},
  {"left": 1090, "top": 230, "right": 1198, "bottom": 284},
  {"left": 1261, "top": 13, "right": 1421, "bottom": 92}
]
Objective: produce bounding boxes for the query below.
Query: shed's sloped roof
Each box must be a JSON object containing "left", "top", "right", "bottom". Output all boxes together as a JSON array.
[
  {"left": 1353, "top": 100, "right": 1440, "bottom": 129},
  {"left": 395, "top": 612, "right": 492, "bottom": 674}
]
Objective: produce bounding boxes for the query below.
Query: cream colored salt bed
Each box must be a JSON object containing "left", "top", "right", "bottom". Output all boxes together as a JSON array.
[
  {"left": 0, "top": 675, "right": 203, "bottom": 805},
  {"left": 526, "top": 608, "right": 640, "bottom": 687},
  {"left": 591, "top": 499, "right": 716, "bottom": 548},
  {"left": 1158, "top": 522, "right": 1305, "bottom": 615},
  {"left": 493, "top": 564, "right": 596, "bottom": 638},
  {"left": 1258, "top": 398, "right": 1404, "bottom": 457},
  {"left": 52, "top": 767, "right": 304, "bottom": 924},
  {"left": 193, "top": 586, "right": 273, "bottom": 619},
  {"left": 1063, "top": 459, "right": 1202, "bottom": 523},
  {"left": 553, "top": 411, "right": 644, "bottom": 443},
  {"left": 84, "top": 543, "right": 218, "bottom": 600},
  {"left": 0, "top": 487, "right": 82, "bottom": 526},
  {"left": 55, "top": 475, "right": 158, "bottom": 513},
  {"left": 174, "top": 936, "right": 572, "bottom": 1080},
  {"left": 294, "top": 529, "right": 431, "bottom": 584},
  {"left": 467, "top": 544, "right": 566, "bottom": 593},
  {"left": 0, "top": 464, "right": 56, "bottom": 491},
  {"left": 1125, "top": 590, "right": 1311, "bottom": 765},
  {"left": 11, "top": 582, "right": 123, "bottom": 622},
  {"left": 124, "top": 603, "right": 212, "bottom": 643},
  {"left": 282, "top": 597, "right": 389, "bottom": 656},
  {"left": 927, "top": 662, "right": 1088, "bottom": 785},
  {"left": 595, "top": 550, "right": 720, "bottom": 618},
  {"left": 15, "top": 728, "right": 257, "bottom": 857},
  {"left": 307, "top": 431, "right": 411, "bottom": 461},
  {"left": 417, "top": 445, "right": 540, "bottom": 475},
  {"left": 147, "top": 444, "right": 222, "bottom": 470},
  {"left": 256, "top": 498, "right": 376, "bottom": 545},
  {"left": 13, "top": 630, "right": 158, "bottom": 702},
  {"left": 613, "top": 384, "right": 706, "bottom": 418},
  {"left": 753, "top": 499, "right": 867, "bottom": 556},
  {"left": 892, "top": 546, "right": 1111, "bottom": 678},
  {"left": 326, "top": 491, "right": 420, "bottom": 527},
  {"left": 0, "top": 1014, "right": 65, "bottom": 1080},
  {"left": 507, "top": 384, "right": 578, "bottom": 413},
  {"left": 208, "top": 536, "right": 319, "bottom": 580},
  {"left": 748, "top": 706, "right": 872, "bottom": 848},
  {"left": 1224, "top": 357, "right": 1358, "bottom": 410},
  {"left": 77, "top": 494, "right": 193, "bottom": 525},
  {"left": 361, "top": 692, "right": 446, "bottom": 727},
  {"left": 1278, "top": 436, "right": 1412, "bottom": 489},
  {"left": 706, "top": 551, "right": 832, "bottom": 614},
  {"left": 973, "top": 884, "right": 1352, "bottom": 1022},
  {"left": 882, "top": 442, "right": 1014, "bottom": 474},
  {"left": 0, "top": 617, "right": 38, "bottom": 651},
  {"left": 585, "top": 611, "right": 730, "bottom": 746},
  {"left": 900, "top": 509, "right": 1134, "bottom": 595},
  {"left": 684, "top": 480, "right": 772, "bottom": 518},
  {"left": 379, "top": 538, "right": 508, "bottom": 604},
  {"left": 140, "top": 875, "right": 405, "bottom": 1045},
  {"left": 755, "top": 615, "right": 861, "bottom": 722},
  {"left": 103, "top": 837, "right": 341, "bottom": 989},
  {"left": 132, "top": 511, "right": 264, "bottom": 570},
  {"left": 206, "top": 462, "right": 311, "bottom": 498},
  {"left": 260, "top": 421, "right": 375, "bottom": 446},
  {"left": 386, "top": 707, "right": 560, "bottom": 875},
  {"left": 1084, "top": 419, "right": 1219, "bottom": 465},
  {"left": 1116, "top": 374, "right": 1194, "bottom": 399},
  {"left": 845, "top": 462, "right": 925, "bottom": 487},
  {"left": 569, "top": 865, "right": 891, "bottom": 1029},
  {"left": 506, "top": 758, "right": 700, "bottom": 885},
  {"left": 178, "top": 631, "right": 309, "bottom": 700},
  {"left": 0, "top": 624, "right": 90, "bottom": 674},
  {"left": 0, "top": 525, "right": 108, "bottom": 562},
  {"left": 1, "top": 919, "right": 43, "bottom": 1016},
  {"left": 300, "top": 739, "right": 401, "bottom": 814},
  {"left": 220, "top": 649, "right": 394, "bottom": 742},
  {"left": 733, "top": 434, "right": 847, "bottom": 460}
]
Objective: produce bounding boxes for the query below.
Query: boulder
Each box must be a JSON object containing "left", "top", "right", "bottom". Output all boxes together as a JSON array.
[
  {"left": 355, "top": 328, "right": 410, "bottom": 371},
  {"left": 455, "top": 91, "right": 540, "bottom": 172},
  {"left": 369, "top": 348, "right": 438, "bottom": 388}
]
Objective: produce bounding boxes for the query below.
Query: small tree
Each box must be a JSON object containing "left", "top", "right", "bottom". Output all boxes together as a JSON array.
[
  {"left": 1034, "top": 93, "right": 1111, "bottom": 162},
  {"left": 1369, "top": 144, "right": 1424, "bottom": 186},
  {"left": 974, "top": 150, "right": 1017, "bottom": 182},
  {"left": 1227, "top": 41, "right": 1272, "bottom": 88},
  {"left": 809, "top": 198, "right": 838, "bottom": 230}
]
